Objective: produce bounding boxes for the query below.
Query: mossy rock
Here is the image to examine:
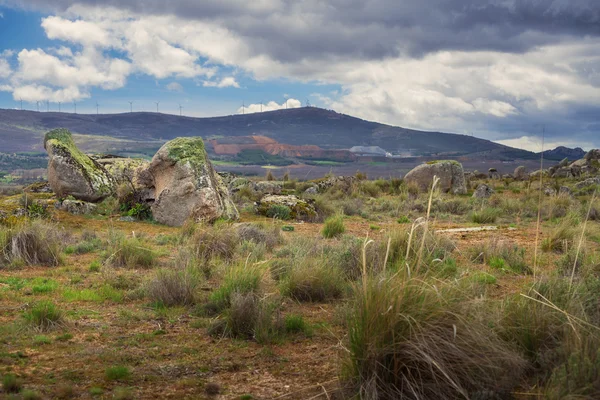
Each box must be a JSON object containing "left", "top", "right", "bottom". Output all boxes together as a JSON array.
[
  {"left": 256, "top": 195, "right": 316, "bottom": 221},
  {"left": 44, "top": 128, "right": 115, "bottom": 202}
]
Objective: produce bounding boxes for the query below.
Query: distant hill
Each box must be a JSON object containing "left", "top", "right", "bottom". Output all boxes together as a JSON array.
[
  {"left": 539, "top": 146, "right": 586, "bottom": 161},
  {"left": 0, "top": 107, "right": 536, "bottom": 160}
]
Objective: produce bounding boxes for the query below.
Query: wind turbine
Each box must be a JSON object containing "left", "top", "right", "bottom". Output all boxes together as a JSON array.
[
  {"left": 58, "top": 102, "right": 61, "bottom": 112},
  {"left": 46, "top": 101, "right": 49, "bottom": 112},
  {"left": 19, "top": 98, "right": 23, "bottom": 110},
  {"left": 73, "top": 101, "right": 77, "bottom": 114},
  {"left": 178, "top": 103, "right": 183, "bottom": 116},
  {"left": 129, "top": 101, "right": 133, "bottom": 113},
  {"left": 36, "top": 101, "right": 40, "bottom": 112},
  {"left": 242, "top": 100, "right": 245, "bottom": 115},
  {"left": 96, "top": 101, "right": 99, "bottom": 115},
  {"left": 155, "top": 101, "right": 159, "bottom": 113}
]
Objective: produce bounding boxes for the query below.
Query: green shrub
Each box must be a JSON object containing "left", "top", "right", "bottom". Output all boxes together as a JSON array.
[
  {"left": 105, "top": 366, "right": 131, "bottom": 381},
  {"left": 2, "top": 374, "right": 22, "bottom": 393},
  {"left": 397, "top": 216, "right": 410, "bottom": 224},
  {"left": 281, "top": 225, "right": 294, "bottom": 232},
  {"left": 105, "top": 232, "right": 157, "bottom": 268},
  {"left": 89, "top": 261, "right": 101, "bottom": 272},
  {"left": 125, "top": 203, "right": 152, "bottom": 220},
  {"left": 27, "top": 201, "right": 49, "bottom": 219},
  {"left": 236, "top": 223, "right": 283, "bottom": 250},
  {"left": 23, "top": 301, "right": 63, "bottom": 331},
  {"left": 469, "top": 239, "right": 530, "bottom": 274},
  {"left": 284, "top": 314, "right": 310, "bottom": 335},
  {"left": 266, "top": 204, "right": 291, "bottom": 220},
  {"left": 470, "top": 207, "right": 501, "bottom": 224},
  {"left": 322, "top": 215, "right": 345, "bottom": 238},
  {"left": 280, "top": 260, "right": 346, "bottom": 302},
  {"left": 207, "top": 264, "right": 262, "bottom": 314}
]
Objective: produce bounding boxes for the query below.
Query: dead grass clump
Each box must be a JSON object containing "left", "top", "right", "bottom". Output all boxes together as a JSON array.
[
  {"left": 541, "top": 222, "right": 577, "bottom": 253},
  {"left": 147, "top": 268, "right": 200, "bottom": 306},
  {"left": 105, "top": 231, "right": 157, "bottom": 268},
  {"left": 211, "top": 292, "right": 282, "bottom": 344},
  {"left": 190, "top": 224, "right": 239, "bottom": 262},
  {"left": 341, "top": 275, "right": 526, "bottom": 399},
  {"left": 0, "top": 220, "right": 63, "bottom": 267},
  {"left": 236, "top": 222, "right": 283, "bottom": 251}
]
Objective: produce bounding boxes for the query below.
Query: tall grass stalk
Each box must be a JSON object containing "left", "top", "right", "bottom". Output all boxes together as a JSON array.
[
  {"left": 533, "top": 132, "right": 545, "bottom": 280},
  {"left": 570, "top": 190, "right": 596, "bottom": 289},
  {"left": 415, "top": 176, "right": 440, "bottom": 274}
]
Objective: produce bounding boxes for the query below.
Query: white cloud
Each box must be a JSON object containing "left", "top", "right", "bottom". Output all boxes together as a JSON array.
[
  {"left": 202, "top": 76, "right": 240, "bottom": 88},
  {"left": 166, "top": 82, "right": 183, "bottom": 92},
  {"left": 238, "top": 98, "right": 301, "bottom": 114},
  {"left": 0, "top": 58, "right": 11, "bottom": 79},
  {"left": 0, "top": 12, "right": 3, "bottom": 18},
  {"left": 495, "top": 136, "right": 595, "bottom": 152},
  {"left": 12, "top": 84, "right": 87, "bottom": 103}
]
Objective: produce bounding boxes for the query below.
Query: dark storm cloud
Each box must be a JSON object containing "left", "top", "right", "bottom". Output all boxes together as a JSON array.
[{"left": 6, "top": 0, "right": 600, "bottom": 61}]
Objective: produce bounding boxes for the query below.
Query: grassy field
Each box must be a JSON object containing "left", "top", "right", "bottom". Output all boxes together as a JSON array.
[{"left": 1, "top": 173, "right": 599, "bottom": 399}]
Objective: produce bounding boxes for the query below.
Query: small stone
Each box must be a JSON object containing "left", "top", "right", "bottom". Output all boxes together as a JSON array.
[{"left": 472, "top": 184, "right": 495, "bottom": 199}]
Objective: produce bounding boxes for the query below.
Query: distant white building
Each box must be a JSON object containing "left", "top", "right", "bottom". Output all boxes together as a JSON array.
[{"left": 349, "top": 146, "right": 391, "bottom": 157}]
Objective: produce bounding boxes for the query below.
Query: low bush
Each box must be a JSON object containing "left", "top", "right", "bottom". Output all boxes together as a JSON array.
[
  {"left": 147, "top": 268, "right": 200, "bottom": 306},
  {"left": 207, "top": 264, "right": 263, "bottom": 314},
  {"left": 322, "top": 214, "right": 345, "bottom": 238},
  {"left": 265, "top": 204, "right": 292, "bottom": 220},
  {"left": 0, "top": 220, "right": 63, "bottom": 267},
  {"left": 280, "top": 259, "right": 346, "bottom": 302},
  {"left": 105, "top": 366, "right": 131, "bottom": 381},
  {"left": 470, "top": 207, "right": 501, "bottom": 224},
  {"left": 105, "top": 232, "right": 157, "bottom": 268},
  {"left": 468, "top": 239, "right": 530, "bottom": 274},
  {"left": 236, "top": 223, "right": 283, "bottom": 250},
  {"left": 542, "top": 222, "right": 577, "bottom": 253},
  {"left": 190, "top": 225, "right": 239, "bottom": 262},
  {"left": 23, "top": 301, "right": 64, "bottom": 331}
]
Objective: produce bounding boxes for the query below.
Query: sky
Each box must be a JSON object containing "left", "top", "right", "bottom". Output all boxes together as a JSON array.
[{"left": 0, "top": 1, "right": 599, "bottom": 151}]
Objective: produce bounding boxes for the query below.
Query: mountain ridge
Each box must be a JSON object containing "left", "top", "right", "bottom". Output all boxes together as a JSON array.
[{"left": 0, "top": 107, "right": 536, "bottom": 160}]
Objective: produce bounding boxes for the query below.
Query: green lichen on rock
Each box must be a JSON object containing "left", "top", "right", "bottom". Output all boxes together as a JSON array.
[
  {"left": 44, "top": 128, "right": 115, "bottom": 200},
  {"left": 426, "top": 160, "right": 461, "bottom": 166},
  {"left": 164, "top": 137, "right": 207, "bottom": 174}
]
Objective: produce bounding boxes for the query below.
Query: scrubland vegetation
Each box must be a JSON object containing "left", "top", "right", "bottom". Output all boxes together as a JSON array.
[{"left": 1, "top": 171, "right": 600, "bottom": 399}]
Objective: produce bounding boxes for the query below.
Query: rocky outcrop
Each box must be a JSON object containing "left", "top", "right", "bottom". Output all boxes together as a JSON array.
[
  {"left": 256, "top": 195, "right": 316, "bottom": 221},
  {"left": 44, "top": 129, "right": 115, "bottom": 202},
  {"left": 472, "top": 184, "right": 495, "bottom": 199},
  {"left": 314, "top": 176, "right": 356, "bottom": 193},
  {"left": 404, "top": 161, "right": 467, "bottom": 195},
  {"left": 142, "top": 137, "right": 238, "bottom": 226},
  {"left": 575, "top": 177, "right": 600, "bottom": 190},
  {"left": 513, "top": 166, "right": 529, "bottom": 181}
]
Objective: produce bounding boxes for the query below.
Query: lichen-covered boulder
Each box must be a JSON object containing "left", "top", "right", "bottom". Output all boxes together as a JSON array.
[
  {"left": 254, "top": 181, "right": 283, "bottom": 195},
  {"left": 55, "top": 199, "right": 97, "bottom": 215},
  {"left": 472, "top": 184, "right": 495, "bottom": 199},
  {"left": 513, "top": 166, "right": 529, "bottom": 181},
  {"left": 95, "top": 157, "right": 153, "bottom": 203},
  {"left": 143, "top": 137, "right": 238, "bottom": 226},
  {"left": 44, "top": 129, "right": 115, "bottom": 202},
  {"left": 256, "top": 195, "right": 316, "bottom": 221},
  {"left": 404, "top": 160, "right": 467, "bottom": 195}
]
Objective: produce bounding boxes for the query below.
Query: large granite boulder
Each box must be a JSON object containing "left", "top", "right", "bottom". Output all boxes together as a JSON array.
[
  {"left": 513, "top": 166, "right": 529, "bottom": 181},
  {"left": 143, "top": 137, "right": 238, "bottom": 226},
  {"left": 44, "top": 129, "right": 115, "bottom": 202},
  {"left": 404, "top": 161, "right": 467, "bottom": 195}
]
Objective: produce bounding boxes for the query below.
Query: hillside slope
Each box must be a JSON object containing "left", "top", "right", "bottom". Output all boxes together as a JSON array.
[{"left": 0, "top": 107, "right": 535, "bottom": 160}]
